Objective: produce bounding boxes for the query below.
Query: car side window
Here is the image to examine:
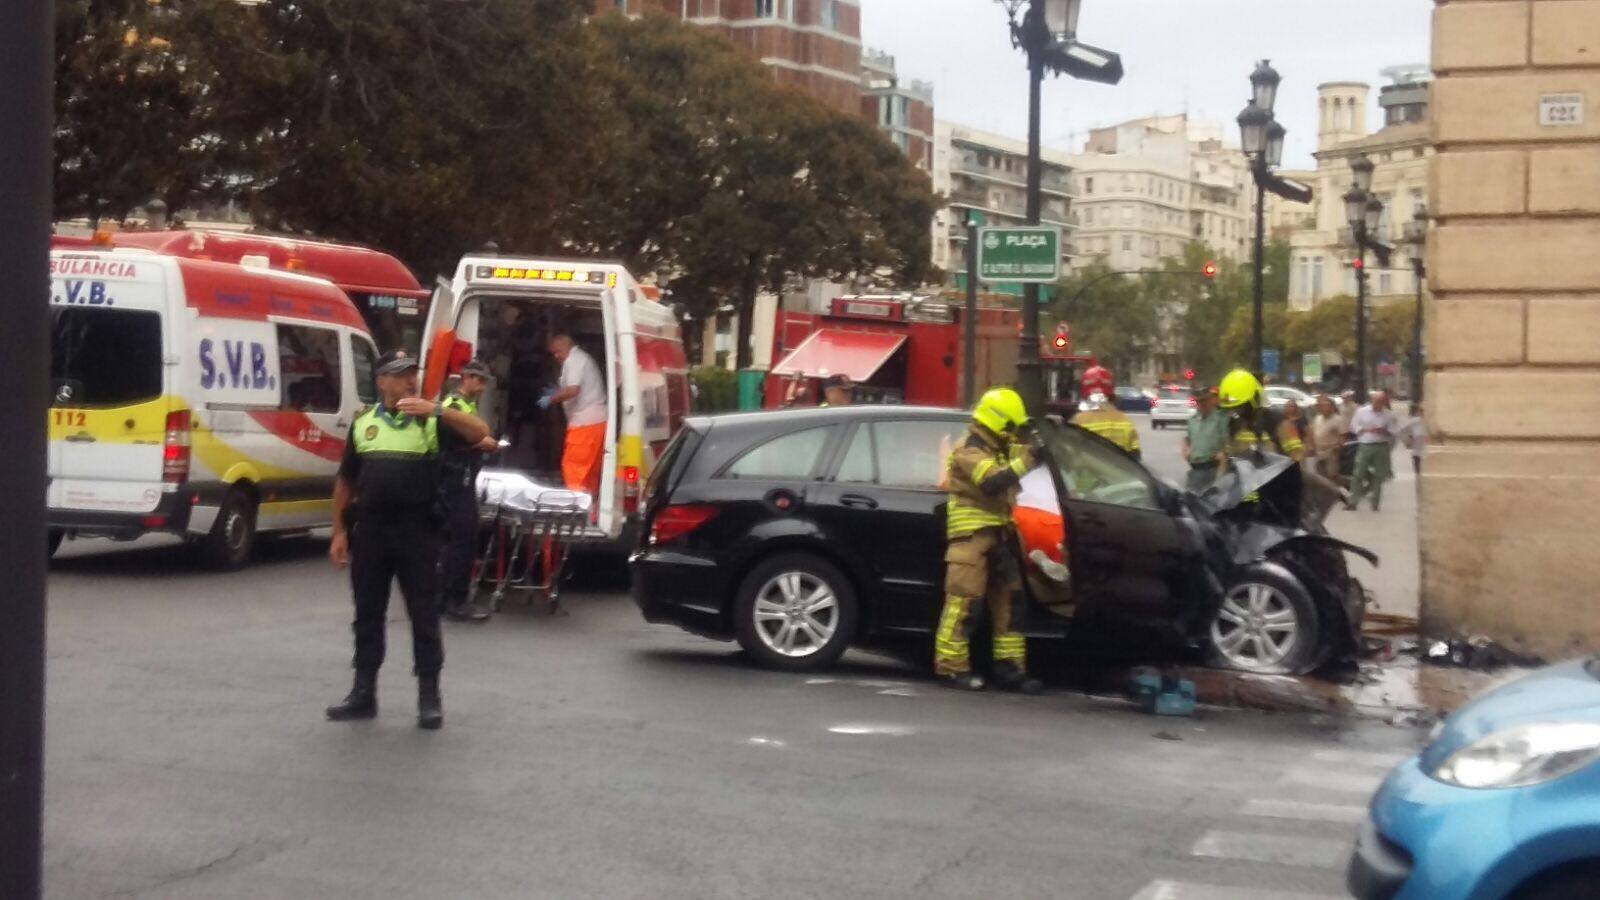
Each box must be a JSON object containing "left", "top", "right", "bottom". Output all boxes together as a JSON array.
[
  {"left": 873, "top": 421, "right": 967, "bottom": 489},
  {"left": 351, "top": 335, "right": 378, "bottom": 406},
  {"left": 1047, "top": 423, "right": 1161, "bottom": 510},
  {"left": 722, "top": 426, "right": 831, "bottom": 480},
  {"left": 835, "top": 426, "right": 876, "bottom": 484},
  {"left": 278, "top": 324, "right": 342, "bottom": 414}
]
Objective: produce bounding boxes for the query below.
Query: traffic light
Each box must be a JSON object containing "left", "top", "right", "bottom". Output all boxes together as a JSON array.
[
  {"left": 1052, "top": 323, "right": 1070, "bottom": 350},
  {"left": 1201, "top": 260, "right": 1218, "bottom": 279},
  {"left": 1184, "top": 368, "right": 1196, "bottom": 382},
  {"left": 1351, "top": 258, "right": 1364, "bottom": 270}
]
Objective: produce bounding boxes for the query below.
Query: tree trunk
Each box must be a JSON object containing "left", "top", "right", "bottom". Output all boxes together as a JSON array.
[{"left": 735, "top": 257, "right": 761, "bottom": 370}]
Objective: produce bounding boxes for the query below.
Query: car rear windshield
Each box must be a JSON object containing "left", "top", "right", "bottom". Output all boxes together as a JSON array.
[
  {"left": 1159, "top": 389, "right": 1187, "bottom": 400},
  {"left": 50, "top": 307, "right": 163, "bottom": 407}
]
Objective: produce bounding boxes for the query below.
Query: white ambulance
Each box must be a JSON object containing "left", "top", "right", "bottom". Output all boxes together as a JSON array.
[
  {"left": 47, "top": 248, "right": 379, "bottom": 567},
  {"left": 421, "top": 256, "right": 691, "bottom": 544}
]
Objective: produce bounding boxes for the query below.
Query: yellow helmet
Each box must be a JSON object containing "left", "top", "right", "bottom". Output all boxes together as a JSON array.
[
  {"left": 973, "top": 387, "right": 1029, "bottom": 435},
  {"left": 1218, "top": 369, "right": 1263, "bottom": 410}
]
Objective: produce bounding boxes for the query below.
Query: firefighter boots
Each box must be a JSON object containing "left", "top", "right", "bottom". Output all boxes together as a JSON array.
[
  {"left": 326, "top": 670, "right": 378, "bottom": 721},
  {"left": 417, "top": 674, "right": 444, "bottom": 730}
]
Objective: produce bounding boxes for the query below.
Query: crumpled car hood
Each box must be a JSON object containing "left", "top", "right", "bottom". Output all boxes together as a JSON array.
[{"left": 1192, "top": 452, "right": 1298, "bottom": 513}]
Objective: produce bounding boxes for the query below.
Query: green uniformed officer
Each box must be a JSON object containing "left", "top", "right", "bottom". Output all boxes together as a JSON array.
[
  {"left": 326, "top": 350, "right": 490, "bottom": 730},
  {"left": 438, "top": 359, "right": 500, "bottom": 622}
]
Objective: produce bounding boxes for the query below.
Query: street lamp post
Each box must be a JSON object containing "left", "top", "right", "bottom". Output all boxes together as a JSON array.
[
  {"left": 1344, "top": 152, "right": 1383, "bottom": 397},
  {"left": 1002, "top": 0, "right": 1123, "bottom": 413},
  {"left": 1237, "top": 60, "right": 1284, "bottom": 379},
  {"left": 1403, "top": 204, "right": 1430, "bottom": 402}
]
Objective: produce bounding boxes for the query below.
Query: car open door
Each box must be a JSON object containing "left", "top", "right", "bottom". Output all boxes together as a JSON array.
[{"left": 1035, "top": 420, "right": 1192, "bottom": 636}]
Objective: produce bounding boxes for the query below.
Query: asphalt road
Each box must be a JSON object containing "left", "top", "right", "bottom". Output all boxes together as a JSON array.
[{"left": 43, "top": 418, "right": 1424, "bottom": 900}]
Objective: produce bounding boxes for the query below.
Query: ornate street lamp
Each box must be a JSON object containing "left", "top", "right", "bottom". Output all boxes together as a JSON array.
[
  {"left": 1265, "top": 119, "right": 1286, "bottom": 169},
  {"left": 1365, "top": 195, "right": 1384, "bottom": 237},
  {"left": 1403, "top": 204, "right": 1430, "bottom": 402},
  {"left": 1042, "top": 0, "right": 1083, "bottom": 38},
  {"left": 1351, "top": 152, "right": 1376, "bottom": 194},
  {"left": 1250, "top": 59, "right": 1281, "bottom": 114},
  {"left": 1237, "top": 100, "right": 1270, "bottom": 156},
  {"left": 1343, "top": 186, "right": 1367, "bottom": 231}
]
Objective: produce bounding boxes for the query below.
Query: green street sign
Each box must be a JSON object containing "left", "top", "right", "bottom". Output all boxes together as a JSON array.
[
  {"left": 977, "top": 226, "right": 1061, "bottom": 283},
  {"left": 1302, "top": 352, "right": 1323, "bottom": 384}
]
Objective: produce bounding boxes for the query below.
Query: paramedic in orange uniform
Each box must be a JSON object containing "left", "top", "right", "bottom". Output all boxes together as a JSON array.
[{"left": 541, "top": 332, "right": 607, "bottom": 498}]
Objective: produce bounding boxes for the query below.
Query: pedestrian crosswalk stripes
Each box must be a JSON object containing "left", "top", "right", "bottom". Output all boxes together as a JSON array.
[
  {"left": 1190, "top": 830, "right": 1352, "bottom": 869},
  {"left": 1129, "top": 880, "right": 1345, "bottom": 900},
  {"left": 1238, "top": 797, "right": 1369, "bottom": 825},
  {"left": 1308, "top": 748, "right": 1413, "bottom": 769},
  {"left": 1280, "top": 766, "right": 1387, "bottom": 794}
]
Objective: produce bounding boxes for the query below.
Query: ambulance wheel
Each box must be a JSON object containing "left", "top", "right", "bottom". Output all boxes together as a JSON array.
[
  {"left": 201, "top": 489, "right": 257, "bottom": 571},
  {"left": 734, "top": 553, "right": 858, "bottom": 672},
  {"left": 47, "top": 529, "right": 63, "bottom": 559}
]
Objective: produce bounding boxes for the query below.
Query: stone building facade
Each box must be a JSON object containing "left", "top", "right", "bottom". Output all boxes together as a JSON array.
[{"left": 1426, "top": 0, "right": 1600, "bottom": 656}]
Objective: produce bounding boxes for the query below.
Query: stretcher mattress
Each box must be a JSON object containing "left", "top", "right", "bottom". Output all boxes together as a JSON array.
[{"left": 475, "top": 469, "right": 592, "bottom": 513}]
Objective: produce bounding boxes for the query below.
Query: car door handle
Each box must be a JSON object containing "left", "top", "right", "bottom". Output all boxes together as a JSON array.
[{"left": 840, "top": 493, "right": 879, "bottom": 510}]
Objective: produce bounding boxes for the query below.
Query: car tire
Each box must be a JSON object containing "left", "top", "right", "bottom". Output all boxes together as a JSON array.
[
  {"left": 734, "top": 552, "right": 858, "bottom": 672},
  {"left": 47, "top": 529, "right": 63, "bottom": 560},
  {"left": 1512, "top": 864, "right": 1600, "bottom": 900},
  {"left": 199, "top": 488, "right": 257, "bottom": 571},
  {"left": 1206, "top": 564, "right": 1322, "bottom": 675}
]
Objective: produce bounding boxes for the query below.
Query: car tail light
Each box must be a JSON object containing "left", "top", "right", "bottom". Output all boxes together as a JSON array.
[
  {"left": 1188, "top": 398, "right": 1197, "bottom": 408},
  {"left": 650, "top": 503, "right": 718, "bottom": 546},
  {"left": 163, "top": 410, "right": 191, "bottom": 484},
  {"left": 622, "top": 465, "right": 640, "bottom": 515}
]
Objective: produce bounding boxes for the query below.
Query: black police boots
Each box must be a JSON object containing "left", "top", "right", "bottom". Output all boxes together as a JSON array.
[
  {"left": 326, "top": 670, "right": 378, "bottom": 721},
  {"left": 417, "top": 674, "right": 443, "bottom": 730}
]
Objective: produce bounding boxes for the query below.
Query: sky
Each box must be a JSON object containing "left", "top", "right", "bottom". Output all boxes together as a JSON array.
[{"left": 858, "top": 0, "right": 1434, "bottom": 168}]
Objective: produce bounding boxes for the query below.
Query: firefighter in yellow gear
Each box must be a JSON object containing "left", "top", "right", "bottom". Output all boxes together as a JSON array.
[
  {"left": 1072, "top": 375, "right": 1141, "bottom": 459},
  {"left": 934, "top": 387, "right": 1043, "bottom": 694},
  {"left": 1217, "top": 369, "right": 1304, "bottom": 461}
]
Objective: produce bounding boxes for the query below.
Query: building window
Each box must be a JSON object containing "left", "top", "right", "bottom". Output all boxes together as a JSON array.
[
  {"left": 1083, "top": 207, "right": 1094, "bottom": 225},
  {"left": 1312, "top": 257, "right": 1324, "bottom": 300},
  {"left": 819, "top": 0, "right": 837, "bottom": 29},
  {"left": 1085, "top": 176, "right": 1094, "bottom": 194},
  {"left": 755, "top": 0, "right": 777, "bottom": 17},
  {"left": 1121, "top": 205, "right": 1133, "bottom": 223},
  {"left": 1121, "top": 235, "right": 1133, "bottom": 251}
]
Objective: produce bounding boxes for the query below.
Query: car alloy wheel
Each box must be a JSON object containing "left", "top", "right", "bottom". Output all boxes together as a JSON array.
[
  {"left": 752, "top": 571, "right": 838, "bottom": 658},
  {"left": 1210, "top": 581, "right": 1302, "bottom": 672},
  {"left": 734, "top": 552, "right": 858, "bottom": 672}
]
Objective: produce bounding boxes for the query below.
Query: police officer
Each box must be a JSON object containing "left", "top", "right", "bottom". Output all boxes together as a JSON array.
[
  {"left": 326, "top": 350, "right": 490, "bottom": 730},
  {"left": 934, "top": 387, "right": 1043, "bottom": 694},
  {"left": 438, "top": 359, "right": 500, "bottom": 623}
]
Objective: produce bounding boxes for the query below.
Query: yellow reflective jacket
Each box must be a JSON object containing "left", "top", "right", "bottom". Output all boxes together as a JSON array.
[
  {"left": 1074, "top": 406, "right": 1141, "bottom": 456},
  {"left": 945, "top": 425, "right": 1033, "bottom": 538},
  {"left": 1228, "top": 408, "right": 1304, "bottom": 462}
]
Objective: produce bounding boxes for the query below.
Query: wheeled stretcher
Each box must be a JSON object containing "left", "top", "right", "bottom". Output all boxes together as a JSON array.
[{"left": 467, "top": 469, "right": 593, "bottom": 615}]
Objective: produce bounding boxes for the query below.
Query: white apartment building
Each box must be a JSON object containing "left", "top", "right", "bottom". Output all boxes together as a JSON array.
[
  {"left": 931, "top": 121, "right": 1076, "bottom": 285},
  {"left": 1070, "top": 115, "right": 1253, "bottom": 268}
]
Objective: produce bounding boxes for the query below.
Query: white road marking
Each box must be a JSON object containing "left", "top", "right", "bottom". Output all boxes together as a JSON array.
[
  {"left": 1240, "top": 798, "right": 1369, "bottom": 825},
  {"left": 1129, "top": 880, "right": 1345, "bottom": 900},
  {"left": 1190, "top": 830, "right": 1351, "bottom": 869},
  {"left": 1281, "top": 767, "right": 1386, "bottom": 795},
  {"left": 827, "top": 723, "right": 915, "bottom": 736},
  {"left": 1309, "top": 748, "right": 1411, "bottom": 769}
]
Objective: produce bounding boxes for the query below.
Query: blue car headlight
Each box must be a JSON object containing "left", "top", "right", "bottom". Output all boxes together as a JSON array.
[{"left": 1430, "top": 722, "right": 1600, "bottom": 789}]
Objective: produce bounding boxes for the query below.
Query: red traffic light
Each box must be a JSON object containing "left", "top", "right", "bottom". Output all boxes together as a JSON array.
[
  {"left": 1201, "top": 261, "right": 1218, "bottom": 279},
  {"left": 1184, "top": 368, "right": 1196, "bottom": 381},
  {"left": 1052, "top": 323, "right": 1069, "bottom": 350},
  {"left": 1351, "top": 258, "right": 1364, "bottom": 270}
]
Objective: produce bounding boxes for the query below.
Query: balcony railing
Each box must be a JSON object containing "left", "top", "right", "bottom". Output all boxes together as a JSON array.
[{"left": 953, "top": 156, "right": 1074, "bottom": 194}]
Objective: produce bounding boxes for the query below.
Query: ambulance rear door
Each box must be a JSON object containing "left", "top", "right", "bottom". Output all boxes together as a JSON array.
[
  {"left": 47, "top": 254, "right": 173, "bottom": 515},
  {"left": 420, "top": 276, "right": 457, "bottom": 398}
]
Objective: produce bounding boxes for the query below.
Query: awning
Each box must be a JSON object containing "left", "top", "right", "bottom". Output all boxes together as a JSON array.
[{"left": 770, "top": 329, "right": 907, "bottom": 382}]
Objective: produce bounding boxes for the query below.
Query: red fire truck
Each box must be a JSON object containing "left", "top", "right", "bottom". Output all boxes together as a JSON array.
[{"left": 764, "top": 294, "right": 1095, "bottom": 412}]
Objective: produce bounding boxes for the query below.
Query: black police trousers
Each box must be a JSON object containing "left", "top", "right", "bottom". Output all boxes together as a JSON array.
[
  {"left": 350, "top": 514, "right": 443, "bottom": 676},
  {"left": 438, "top": 483, "right": 477, "bottom": 609}
]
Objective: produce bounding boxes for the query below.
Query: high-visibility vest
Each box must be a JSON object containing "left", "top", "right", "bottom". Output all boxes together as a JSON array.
[
  {"left": 352, "top": 405, "right": 439, "bottom": 458},
  {"left": 945, "top": 426, "right": 1028, "bottom": 538}
]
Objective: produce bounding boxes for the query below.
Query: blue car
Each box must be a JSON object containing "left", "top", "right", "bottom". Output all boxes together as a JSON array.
[{"left": 1349, "top": 656, "right": 1600, "bottom": 899}]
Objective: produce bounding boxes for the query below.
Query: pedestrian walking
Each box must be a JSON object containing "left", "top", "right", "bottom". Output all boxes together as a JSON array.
[
  {"left": 1181, "top": 386, "right": 1228, "bottom": 492},
  {"left": 1310, "top": 394, "right": 1345, "bottom": 483},
  {"left": 1346, "top": 390, "right": 1398, "bottom": 512},
  {"left": 326, "top": 350, "right": 491, "bottom": 730},
  {"left": 438, "top": 359, "right": 501, "bottom": 623},
  {"left": 541, "top": 332, "right": 607, "bottom": 499},
  {"left": 934, "top": 387, "right": 1042, "bottom": 695},
  {"left": 1398, "top": 401, "right": 1426, "bottom": 477},
  {"left": 1338, "top": 390, "right": 1360, "bottom": 436}
]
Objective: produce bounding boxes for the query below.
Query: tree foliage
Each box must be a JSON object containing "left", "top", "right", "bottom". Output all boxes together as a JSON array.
[{"left": 53, "top": 2, "right": 937, "bottom": 344}]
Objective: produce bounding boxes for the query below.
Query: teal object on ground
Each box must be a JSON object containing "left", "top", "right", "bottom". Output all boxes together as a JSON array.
[{"left": 737, "top": 369, "right": 765, "bottom": 410}]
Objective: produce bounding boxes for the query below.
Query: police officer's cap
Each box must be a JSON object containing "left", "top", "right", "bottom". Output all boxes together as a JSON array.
[
  {"left": 459, "top": 358, "right": 492, "bottom": 379},
  {"left": 375, "top": 350, "right": 420, "bottom": 376}
]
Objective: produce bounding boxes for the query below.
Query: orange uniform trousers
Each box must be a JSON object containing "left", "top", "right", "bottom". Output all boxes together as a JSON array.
[{"left": 561, "top": 422, "right": 607, "bottom": 498}]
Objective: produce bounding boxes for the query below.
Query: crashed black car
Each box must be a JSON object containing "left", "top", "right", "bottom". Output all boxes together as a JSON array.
[{"left": 630, "top": 406, "right": 1374, "bottom": 675}]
